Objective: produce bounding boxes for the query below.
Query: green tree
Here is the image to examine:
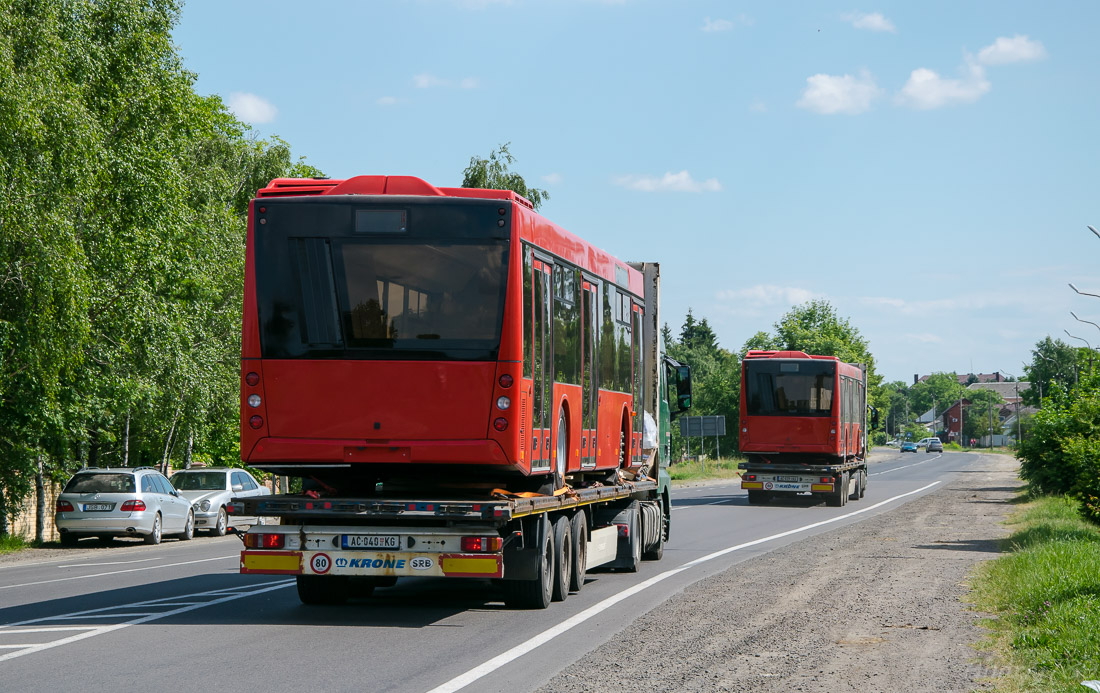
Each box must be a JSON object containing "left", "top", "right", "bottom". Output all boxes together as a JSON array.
[
  {"left": 667, "top": 312, "right": 740, "bottom": 461},
  {"left": 0, "top": 0, "right": 319, "bottom": 536},
  {"left": 908, "top": 373, "right": 965, "bottom": 431},
  {"left": 961, "top": 389, "right": 1005, "bottom": 443},
  {"left": 1022, "top": 337, "right": 1086, "bottom": 407},
  {"left": 461, "top": 142, "right": 549, "bottom": 210}
]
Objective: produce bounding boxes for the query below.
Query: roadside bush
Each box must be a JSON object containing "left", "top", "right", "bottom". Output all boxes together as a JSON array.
[{"left": 1017, "top": 378, "right": 1100, "bottom": 524}]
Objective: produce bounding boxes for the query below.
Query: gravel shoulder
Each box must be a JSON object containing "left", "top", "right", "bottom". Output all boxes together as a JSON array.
[{"left": 541, "top": 452, "right": 1019, "bottom": 693}]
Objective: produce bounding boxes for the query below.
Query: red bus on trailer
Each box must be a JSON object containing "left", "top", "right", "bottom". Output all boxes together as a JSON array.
[
  {"left": 738, "top": 350, "right": 871, "bottom": 506},
  {"left": 240, "top": 175, "right": 647, "bottom": 493}
]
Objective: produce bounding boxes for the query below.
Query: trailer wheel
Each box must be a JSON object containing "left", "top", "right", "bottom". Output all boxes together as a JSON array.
[
  {"left": 504, "top": 518, "right": 554, "bottom": 609},
  {"left": 622, "top": 506, "right": 641, "bottom": 572},
  {"left": 551, "top": 515, "right": 572, "bottom": 602},
  {"left": 569, "top": 511, "right": 587, "bottom": 592},
  {"left": 747, "top": 490, "right": 771, "bottom": 505},
  {"left": 825, "top": 473, "right": 848, "bottom": 507},
  {"left": 857, "top": 469, "right": 867, "bottom": 499},
  {"left": 641, "top": 501, "right": 664, "bottom": 561},
  {"left": 296, "top": 575, "right": 350, "bottom": 605}
]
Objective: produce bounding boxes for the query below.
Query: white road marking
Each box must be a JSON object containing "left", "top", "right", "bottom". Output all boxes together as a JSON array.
[
  {"left": 0, "top": 555, "right": 234, "bottom": 590},
  {"left": 0, "top": 580, "right": 294, "bottom": 662},
  {"left": 56, "top": 557, "right": 160, "bottom": 568},
  {"left": 427, "top": 480, "right": 942, "bottom": 693},
  {"left": 672, "top": 498, "right": 732, "bottom": 512},
  {"left": 870, "top": 454, "right": 943, "bottom": 476}
]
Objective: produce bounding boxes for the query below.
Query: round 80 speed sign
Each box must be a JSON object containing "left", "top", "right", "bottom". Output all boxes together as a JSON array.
[{"left": 310, "top": 553, "right": 331, "bottom": 574}]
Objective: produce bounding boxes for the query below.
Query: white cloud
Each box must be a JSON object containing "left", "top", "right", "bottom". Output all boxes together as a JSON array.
[
  {"left": 702, "top": 17, "right": 734, "bottom": 32},
  {"left": 895, "top": 59, "right": 990, "bottom": 110},
  {"left": 226, "top": 92, "right": 277, "bottom": 124},
  {"left": 796, "top": 70, "right": 881, "bottom": 115},
  {"left": 904, "top": 332, "right": 944, "bottom": 344},
  {"left": 376, "top": 96, "right": 399, "bottom": 106},
  {"left": 414, "top": 73, "right": 478, "bottom": 89},
  {"left": 843, "top": 12, "right": 896, "bottom": 33},
  {"left": 978, "top": 35, "right": 1047, "bottom": 65},
  {"left": 612, "top": 170, "right": 721, "bottom": 193},
  {"left": 749, "top": 99, "right": 768, "bottom": 112},
  {"left": 542, "top": 173, "right": 562, "bottom": 185},
  {"left": 717, "top": 285, "right": 817, "bottom": 307}
]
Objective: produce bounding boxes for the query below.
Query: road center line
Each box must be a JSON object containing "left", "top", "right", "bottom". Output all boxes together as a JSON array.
[
  {"left": 427, "top": 480, "right": 943, "bottom": 693},
  {"left": 870, "top": 454, "right": 943, "bottom": 476},
  {"left": 0, "top": 555, "right": 234, "bottom": 590},
  {"left": 56, "top": 557, "right": 161, "bottom": 568}
]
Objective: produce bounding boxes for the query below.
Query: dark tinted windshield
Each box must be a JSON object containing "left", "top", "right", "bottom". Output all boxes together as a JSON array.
[
  {"left": 744, "top": 359, "right": 835, "bottom": 417},
  {"left": 64, "top": 473, "right": 136, "bottom": 494},
  {"left": 170, "top": 472, "right": 227, "bottom": 491},
  {"left": 255, "top": 197, "right": 510, "bottom": 360}
]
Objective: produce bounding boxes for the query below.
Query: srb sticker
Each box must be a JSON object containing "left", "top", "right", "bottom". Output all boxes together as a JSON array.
[{"left": 410, "top": 557, "right": 433, "bottom": 570}]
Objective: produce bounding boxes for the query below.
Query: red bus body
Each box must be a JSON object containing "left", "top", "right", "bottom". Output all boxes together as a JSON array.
[
  {"left": 240, "top": 176, "right": 645, "bottom": 491},
  {"left": 738, "top": 350, "right": 867, "bottom": 464}
]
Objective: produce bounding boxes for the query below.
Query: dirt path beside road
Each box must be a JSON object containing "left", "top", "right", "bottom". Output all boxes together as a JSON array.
[{"left": 541, "top": 452, "right": 1019, "bottom": 692}]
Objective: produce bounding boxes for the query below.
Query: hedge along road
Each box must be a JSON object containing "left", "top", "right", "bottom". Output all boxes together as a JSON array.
[{"left": 0, "top": 449, "right": 980, "bottom": 693}]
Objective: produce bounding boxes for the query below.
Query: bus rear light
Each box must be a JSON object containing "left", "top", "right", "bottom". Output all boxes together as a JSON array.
[
  {"left": 498, "top": 374, "right": 513, "bottom": 388},
  {"left": 245, "top": 533, "right": 285, "bottom": 549},
  {"left": 493, "top": 417, "right": 508, "bottom": 432},
  {"left": 249, "top": 415, "right": 264, "bottom": 429},
  {"left": 56, "top": 500, "right": 74, "bottom": 512},
  {"left": 245, "top": 371, "right": 260, "bottom": 386},
  {"left": 120, "top": 500, "right": 146, "bottom": 512},
  {"left": 460, "top": 536, "right": 503, "bottom": 552},
  {"left": 496, "top": 396, "right": 511, "bottom": 410},
  {"left": 247, "top": 394, "right": 262, "bottom": 408}
]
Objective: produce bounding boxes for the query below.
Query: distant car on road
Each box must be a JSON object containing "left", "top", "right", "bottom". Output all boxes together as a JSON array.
[
  {"left": 901, "top": 441, "right": 919, "bottom": 453},
  {"left": 916, "top": 437, "right": 939, "bottom": 449},
  {"left": 169, "top": 467, "right": 270, "bottom": 536},
  {"left": 886, "top": 439, "right": 901, "bottom": 447},
  {"left": 56, "top": 467, "right": 194, "bottom": 546},
  {"left": 926, "top": 439, "right": 944, "bottom": 453}
]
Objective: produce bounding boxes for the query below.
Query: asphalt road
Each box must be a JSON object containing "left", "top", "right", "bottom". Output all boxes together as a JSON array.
[{"left": 0, "top": 448, "right": 974, "bottom": 693}]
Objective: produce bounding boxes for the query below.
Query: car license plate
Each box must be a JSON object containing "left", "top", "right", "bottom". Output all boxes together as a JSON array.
[
  {"left": 84, "top": 503, "right": 113, "bottom": 511},
  {"left": 342, "top": 534, "right": 400, "bottom": 549},
  {"left": 776, "top": 476, "right": 802, "bottom": 483}
]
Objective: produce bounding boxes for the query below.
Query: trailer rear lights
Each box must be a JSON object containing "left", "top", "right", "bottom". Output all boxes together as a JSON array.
[
  {"left": 498, "top": 374, "right": 513, "bottom": 388},
  {"left": 120, "top": 500, "right": 146, "bottom": 512},
  {"left": 615, "top": 523, "right": 630, "bottom": 537},
  {"left": 744, "top": 474, "right": 757, "bottom": 481},
  {"left": 247, "top": 394, "right": 262, "bottom": 408},
  {"left": 460, "top": 536, "right": 503, "bottom": 552},
  {"left": 496, "top": 396, "right": 511, "bottom": 410},
  {"left": 244, "top": 533, "right": 285, "bottom": 549},
  {"left": 249, "top": 415, "right": 264, "bottom": 429},
  {"left": 245, "top": 371, "right": 260, "bottom": 386},
  {"left": 820, "top": 477, "right": 832, "bottom": 484},
  {"left": 493, "top": 417, "right": 508, "bottom": 431},
  {"left": 56, "top": 500, "right": 75, "bottom": 512}
]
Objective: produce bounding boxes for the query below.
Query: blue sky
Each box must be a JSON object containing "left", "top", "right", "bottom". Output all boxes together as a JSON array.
[{"left": 173, "top": 1, "right": 1100, "bottom": 385}]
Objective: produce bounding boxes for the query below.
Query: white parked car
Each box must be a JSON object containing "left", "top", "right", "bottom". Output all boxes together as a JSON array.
[
  {"left": 916, "top": 437, "right": 939, "bottom": 449},
  {"left": 169, "top": 468, "right": 270, "bottom": 536},
  {"left": 56, "top": 467, "right": 194, "bottom": 545}
]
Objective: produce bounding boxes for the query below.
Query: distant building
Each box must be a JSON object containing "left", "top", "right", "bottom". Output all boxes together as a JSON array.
[{"left": 914, "top": 372, "right": 1005, "bottom": 385}]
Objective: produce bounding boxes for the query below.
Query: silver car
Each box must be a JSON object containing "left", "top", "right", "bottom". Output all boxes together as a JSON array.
[
  {"left": 55, "top": 467, "right": 194, "bottom": 545},
  {"left": 169, "top": 468, "right": 270, "bottom": 536}
]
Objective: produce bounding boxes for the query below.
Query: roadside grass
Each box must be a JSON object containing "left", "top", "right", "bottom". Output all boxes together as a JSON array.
[
  {"left": 668, "top": 457, "right": 742, "bottom": 484},
  {"left": 0, "top": 534, "right": 31, "bottom": 554},
  {"left": 970, "top": 494, "right": 1100, "bottom": 692}
]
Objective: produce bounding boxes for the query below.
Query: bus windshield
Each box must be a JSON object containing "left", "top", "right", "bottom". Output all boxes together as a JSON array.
[
  {"left": 254, "top": 198, "right": 509, "bottom": 360},
  {"left": 744, "top": 360, "right": 835, "bottom": 417}
]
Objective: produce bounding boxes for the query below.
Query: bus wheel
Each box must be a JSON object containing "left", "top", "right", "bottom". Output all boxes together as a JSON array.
[
  {"left": 551, "top": 515, "right": 571, "bottom": 602},
  {"left": 569, "top": 511, "right": 587, "bottom": 592},
  {"left": 554, "top": 410, "right": 568, "bottom": 490}
]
